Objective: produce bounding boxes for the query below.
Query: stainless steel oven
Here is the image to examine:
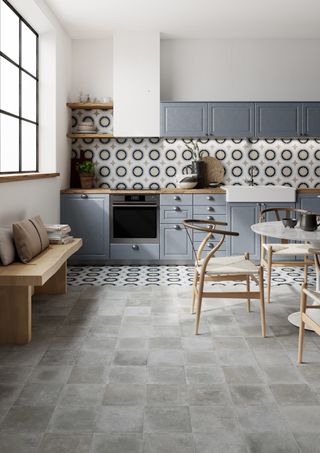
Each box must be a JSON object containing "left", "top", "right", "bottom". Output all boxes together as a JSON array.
[{"left": 110, "top": 194, "right": 159, "bottom": 244}]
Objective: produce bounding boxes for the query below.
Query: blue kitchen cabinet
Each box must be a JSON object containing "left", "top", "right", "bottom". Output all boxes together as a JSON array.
[
  {"left": 298, "top": 192, "right": 320, "bottom": 213},
  {"left": 61, "top": 194, "right": 109, "bottom": 263},
  {"left": 302, "top": 103, "right": 320, "bottom": 137},
  {"left": 208, "top": 103, "right": 255, "bottom": 138},
  {"left": 160, "top": 224, "right": 193, "bottom": 261},
  {"left": 160, "top": 102, "right": 208, "bottom": 137},
  {"left": 255, "top": 103, "right": 301, "bottom": 138}
]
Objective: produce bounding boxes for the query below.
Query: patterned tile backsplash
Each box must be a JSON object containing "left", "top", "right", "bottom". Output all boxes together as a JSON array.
[{"left": 71, "top": 109, "right": 320, "bottom": 189}]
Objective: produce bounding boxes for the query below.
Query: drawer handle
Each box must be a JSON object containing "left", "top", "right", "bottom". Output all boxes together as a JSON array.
[
  {"left": 208, "top": 242, "right": 215, "bottom": 249},
  {"left": 81, "top": 194, "right": 88, "bottom": 199},
  {"left": 174, "top": 225, "right": 181, "bottom": 230},
  {"left": 132, "top": 245, "right": 139, "bottom": 250},
  {"left": 174, "top": 196, "right": 181, "bottom": 201},
  {"left": 207, "top": 207, "right": 214, "bottom": 212},
  {"left": 207, "top": 216, "right": 214, "bottom": 220},
  {"left": 206, "top": 196, "right": 214, "bottom": 201},
  {"left": 173, "top": 206, "right": 181, "bottom": 212}
]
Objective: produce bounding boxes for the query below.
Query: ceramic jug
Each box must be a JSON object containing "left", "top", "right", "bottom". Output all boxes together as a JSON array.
[{"left": 300, "top": 212, "right": 320, "bottom": 231}]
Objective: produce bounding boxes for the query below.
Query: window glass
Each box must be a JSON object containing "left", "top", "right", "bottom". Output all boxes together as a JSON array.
[
  {"left": 0, "top": 113, "right": 19, "bottom": 172},
  {"left": 21, "top": 22, "right": 37, "bottom": 76},
  {"left": 21, "top": 121, "right": 37, "bottom": 171},
  {"left": 0, "top": 0, "right": 19, "bottom": 63},
  {"left": 0, "top": 57, "right": 19, "bottom": 115},
  {"left": 22, "top": 72, "right": 37, "bottom": 122}
]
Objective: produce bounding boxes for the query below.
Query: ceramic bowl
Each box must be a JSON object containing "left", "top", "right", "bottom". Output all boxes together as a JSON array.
[
  {"left": 282, "top": 217, "right": 297, "bottom": 228},
  {"left": 177, "top": 181, "right": 198, "bottom": 189}
]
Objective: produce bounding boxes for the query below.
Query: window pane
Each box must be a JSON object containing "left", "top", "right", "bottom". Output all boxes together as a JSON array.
[
  {"left": 21, "top": 120, "right": 36, "bottom": 171},
  {"left": 0, "top": 0, "right": 19, "bottom": 63},
  {"left": 0, "top": 57, "right": 19, "bottom": 115},
  {"left": 21, "top": 23, "right": 37, "bottom": 76},
  {"left": 0, "top": 113, "right": 19, "bottom": 172},
  {"left": 22, "top": 72, "right": 36, "bottom": 122}
]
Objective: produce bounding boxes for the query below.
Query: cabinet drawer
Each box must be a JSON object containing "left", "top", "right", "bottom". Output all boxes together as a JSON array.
[
  {"left": 110, "top": 244, "right": 159, "bottom": 260},
  {"left": 193, "top": 204, "right": 226, "bottom": 215},
  {"left": 193, "top": 231, "right": 225, "bottom": 242},
  {"left": 194, "top": 241, "right": 226, "bottom": 255},
  {"left": 160, "top": 206, "right": 193, "bottom": 223},
  {"left": 193, "top": 194, "right": 226, "bottom": 205},
  {"left": 192, "top": 213, "right": 226, "bottom": 223},
  {"left": 160, "top": 194, "right": 192, "bottom": 206}
]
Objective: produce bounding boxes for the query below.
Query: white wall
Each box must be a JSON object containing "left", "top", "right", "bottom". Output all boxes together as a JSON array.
[
  {"left": 161, "top": 39, "right": 320, "bottom": 101},
  {"left": 0, "top": 0, "right": 71, "bottom": 227},
  {"left": 71, "top": 39, "right": 113, "bottom": 102}
]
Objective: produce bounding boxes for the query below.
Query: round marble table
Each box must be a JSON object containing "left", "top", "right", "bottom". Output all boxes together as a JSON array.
[{"left": 251, "top": 221, "right": 320, "bottom": 328}]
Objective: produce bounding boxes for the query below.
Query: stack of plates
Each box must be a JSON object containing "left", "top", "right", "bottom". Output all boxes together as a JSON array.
[{"left": 77, "top": 121, "right": 97, "bottom": 134}]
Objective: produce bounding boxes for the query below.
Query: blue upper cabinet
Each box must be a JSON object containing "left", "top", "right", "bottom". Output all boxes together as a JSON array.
[
  {"left": 208, "top": 103, "right": 255, "bottom": 138},
  {"left": 302, "top": 103, "right": 320, "bottom": 137},
  {"left": 255, "top": 102, "right": 301, "bottom": 138},
  {"left": 160, "top": 102, "right": 208, "bottom": 137}
]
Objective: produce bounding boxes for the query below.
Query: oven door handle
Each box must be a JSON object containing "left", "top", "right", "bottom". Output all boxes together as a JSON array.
[{"left": 112, "top": 204, "right": 158, "bottom": 208}]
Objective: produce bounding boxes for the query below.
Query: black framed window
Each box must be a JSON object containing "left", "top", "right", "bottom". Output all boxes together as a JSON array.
[{"left": 0, "top": 0, "right": 38, "bottom": 174}]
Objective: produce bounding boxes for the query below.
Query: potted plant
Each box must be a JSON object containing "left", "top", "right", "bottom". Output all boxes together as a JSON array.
[
  {"left": 185, "top": 139, "right": 206, "bottom": 188},
  {"left": 78, "top": 160, "right": 95, "bottom": 189}
]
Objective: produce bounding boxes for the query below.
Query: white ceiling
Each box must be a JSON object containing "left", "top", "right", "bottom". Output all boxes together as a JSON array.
[{"left": 43, "top": 0, "right": 320, "bottom": 39}]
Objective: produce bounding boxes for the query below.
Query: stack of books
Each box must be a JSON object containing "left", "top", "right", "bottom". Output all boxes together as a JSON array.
[{"left": 45, "top": 224, "right": 74, "bottom": 245}]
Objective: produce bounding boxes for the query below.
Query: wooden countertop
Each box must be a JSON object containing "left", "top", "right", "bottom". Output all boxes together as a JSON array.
[{"left": 61, "top": 187, "right": 320, "bottom": 195}]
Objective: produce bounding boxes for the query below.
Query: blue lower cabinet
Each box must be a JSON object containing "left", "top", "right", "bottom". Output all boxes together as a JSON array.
[
  {"left": 160, "top": 224, "right": 193, "bottom": 261},
  {"left": 110, "top": 244, "right": 159, "bottom": 261},
  {"left": 298, "top": 193, "right": 320, "bottom": 213},
  {"left": 61, "top": 194, "right": 109, "bottom": 264}
]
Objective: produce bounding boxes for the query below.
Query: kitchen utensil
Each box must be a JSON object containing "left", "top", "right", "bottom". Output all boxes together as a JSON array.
[
  {"left": 300, "top": 212, "right": 320, "bottom": 231},
  {"left": 201, "top": 156, "right": 224, "bottom": 187},
  {"left": 282, "top": 217, "right": 297, "bottom": 228}
]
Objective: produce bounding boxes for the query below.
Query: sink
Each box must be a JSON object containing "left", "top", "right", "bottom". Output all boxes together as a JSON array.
[{"left": 223, "top": 185, "right": 296, "bottom": 203}]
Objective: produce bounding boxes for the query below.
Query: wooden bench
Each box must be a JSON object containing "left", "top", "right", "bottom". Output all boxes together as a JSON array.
[{"left": 0, "top": 238, "right": 82, "bottom": 344}]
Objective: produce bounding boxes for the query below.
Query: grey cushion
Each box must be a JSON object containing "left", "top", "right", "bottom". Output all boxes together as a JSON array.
[
  {"left": 13, "top": 216, "right": 49, "bottom": 263},
  {"left": 0, "top": 228, "right": 16, "bottom": 265}
]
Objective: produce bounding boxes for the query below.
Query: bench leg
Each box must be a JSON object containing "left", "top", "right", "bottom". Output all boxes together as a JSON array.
[
  {"left": 35, "top": 262, "right": 67, "bottom": 295},
  {"left": 0, "top": 286, "right": 32, "bottom": 344}
]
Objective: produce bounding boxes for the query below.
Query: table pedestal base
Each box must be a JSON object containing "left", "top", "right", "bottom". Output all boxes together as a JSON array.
[{"left": 288, "top": 312, "right": 313, "bottom": 330}]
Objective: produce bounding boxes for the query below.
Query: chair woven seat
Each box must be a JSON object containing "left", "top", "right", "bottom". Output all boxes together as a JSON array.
[
  {"left": 197, "top": 255, "right": 259, "bottom": 275},
  {"left": 262, "top": 243, "right": 310, "bottom": 256}
]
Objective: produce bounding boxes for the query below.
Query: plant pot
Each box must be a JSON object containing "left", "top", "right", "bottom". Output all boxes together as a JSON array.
[
  {"left": 80, "top": 174, "right": 94, "bottom": 189},
  {"left": 191, "top": 160, "right": 206, "bottom": 188}
]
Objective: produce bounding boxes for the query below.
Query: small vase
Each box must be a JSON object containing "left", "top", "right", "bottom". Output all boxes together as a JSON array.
[
  {"left": 192, "top": 160, "right": 206, "bottom": 188},
  {"left": 80, "top": 174, "right": 94, "bottom": 189}
]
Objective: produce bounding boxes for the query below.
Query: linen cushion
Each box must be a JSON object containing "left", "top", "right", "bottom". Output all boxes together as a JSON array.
[
  {"left": 0, "top": 228, "right": 16, "bottom": 265},
  {"left": 13, "top": 216, "right": 49, "bottom": 263}
]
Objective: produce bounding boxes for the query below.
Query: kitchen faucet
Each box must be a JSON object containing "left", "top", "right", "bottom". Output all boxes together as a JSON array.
[{"left": 245, "top": 166, "right": 258, "bottom": 186}]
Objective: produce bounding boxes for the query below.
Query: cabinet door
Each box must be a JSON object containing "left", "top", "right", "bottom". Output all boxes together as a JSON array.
[
  {"left": 208, "top": 103, "right": 254, "bottom": 138},
  {"left": 160, "top": 224, "right": 193, "bottom": 261},
  {"left": 61, "top": 194, "right": 109, "bottom": 263},
  {"left": 160, "top": 102, "right": 208, "bottom": 137},
  {"left": 227, "top": 203, "right": 260, "bottom": 261},
  {"left": 299, "top": 194, "right": 320, "bottom": 213},
  {"left": 255, "top": 103, "right": 301, "bottom": 138},
  {"left": 302, "top": 103, "right": 320, "bottom": 138}
]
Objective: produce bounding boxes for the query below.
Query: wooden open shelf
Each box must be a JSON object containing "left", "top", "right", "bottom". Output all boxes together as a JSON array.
[
  {"left": 67, "top": 102, "right": 113, "bottom": 110},
  {"left": 67, "top": 133, "right": 113, "bottom": 139}
]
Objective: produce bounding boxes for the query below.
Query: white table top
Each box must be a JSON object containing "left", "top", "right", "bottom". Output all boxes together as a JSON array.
[{"left": 251, "top": 221, "right": 320, "bottom": 242}]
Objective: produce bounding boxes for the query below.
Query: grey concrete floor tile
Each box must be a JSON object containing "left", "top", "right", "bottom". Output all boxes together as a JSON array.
[
  {"left": 90, "top": 325, "right": 121, "bottom": 337},
  {"left": 82, "top": 337, "right": 117, "bottom": 351},
  {"left": 144, "top": 406, "right": 191, "bottom": 433},
  {"left": 0, "top": 433, "right": 42, "bottom": 453},
  {"left": 280, "top": 406, "right": 320, "bottom": 432},
  {"left": 190, "top": 405, "right": 237, "bottom": 432},
  {"left": 236, "top": 404, "right": 289, "bottom": 433},
  {"left": 122, "top": 316, "right": 152, "bottom": 327},
  {"left": 39, "top": 433, "right": 92, "bottom": 452},
  {"left": 1, "top": 405, "right": 54, "bottom": 433},
  {"left": 183, "top": 351, "right": 217, "bottom": 365},
  {"left": 185, "top": 366, "right": 225, "bottom": 384},
  {"left": 269, "top": 383, "right": 319, "bottom": 406},
  {"left": 299, "top": 364, "right": 320, "bottom": 385},
  {"left": 117, "top": 337, "right": 148, "bottom": 350},
  {"left": 0, "top": 407, "right": 10, "bottom": 424},
  {"left": 38, "top": 349, "right": 80, "bottom": 366},
  {"left": 293, "top": 432, "right": 320, "bottom": 453},
  {"left": 48, "top": 405, "right": 97, "bottom": 433},
  {"left": 245, "top": 337, "right": 285, "bottom": 351},
  {"left": 47, "top": 336, "right": 84, "bottom": 351},
  {"left": 119, "top": 326, "right": 152, "bottom": 337},
  {"left": 187, "top": 384, "right": 230, "bottom": 406},
  {"left": 223, "top": 366, "right": 263, "bottom": 385},
  {"left": 57, "top": 384, "right": 105, "bottom": 406},
  {"left": 181, "top": 336, "right": 215, "bottom": 351},
  {"left": 68, "top": 366, "right": 109, "bottom": 384},
  {"left": 148, "top": 337, "right": 182, "bottom": 350},
  {"left": 103, "top": 384, "right": 146, "bottom": 406},
  {"left": 92, "top": 433, "right": 142, "bottom": 453},
  {"left": 143, "top": 433, "right": 195, "bottom": 453},
  {"left": 150, "top": 325, "right": 182, "bottom": 337},
  {"left": 0, "top": 384, "right": 23, "bottom": 406},
  {"left": 15, "top": 383, "right": 62, "bottom": 406},
  {"left": 261, "top": 365, "right": 305, "bottom": 384},
  {"left": 193, "top": 431, "right": 248, "bottom": 453},
  {"left": 109, "top": 366, "right": 146, "bottom": 383},
  {"left": 55, "top": 326, "right": 91, "bottom": 338},
  {"left": 151, "top": 314, "right": 180, "bottom": 326},
  {"left": 289, "top": 350, "right": 320, "bottom": 365},
  {"left": 147, "top": 350, "right": 184, "bottom": 367},
  {"left": 113, "top": 350, "right": 148, "bottom": 366},
  {"left": 218, "top": 350, "right": 257, "bottom": 366},
  {"left": 215, "top": 337, "right": 249, "bottom": 351},
  {"left": 229, "top": 385, "right": 274, "bottom": 406},
  {"left": 125, "top": 306, "right": 152, "bottom": 316},
  {"left": 147, "top": 366, "right": 186, "bottom": 384},
  {"left": 92, "top": 315, "right": 122, "bottom": 327},
  {"left": 76, "top": 350, "right": 113, "bottom": 367},
  {"left": 146, "top": 385, "right": 187, "bottom": 406},
  {"left": 253, "top": 350, "right": 293, "bottom": 367},
  {"left": 95, "top": 406, "right": 144, "bottom": 433},
  {"left": 245, "top": 432, "right": 300, "bottom": 453},
  {"left": 28, "top": 365, "right": 72, "bottom": 384},
  {"left": 0, "top": 366, "right": 33, "bottom": 384}
]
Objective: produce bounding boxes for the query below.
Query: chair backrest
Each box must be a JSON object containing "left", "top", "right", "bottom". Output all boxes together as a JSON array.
[
  {"left": 308, "top": 248, "right": 320, "bottom": 274},
  {"left": 183, "top": 219, "right": 239, "bottom": 266}
]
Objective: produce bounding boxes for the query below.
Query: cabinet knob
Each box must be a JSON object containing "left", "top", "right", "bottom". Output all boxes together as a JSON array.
[
  {"left": 81, "top": 194, "right": 88, "bottom": 199},
  {"left": 174, "top": 225, "right": 181, "bottom": 230},
  {"left": 206, "top": 196, "right": 213, "bottom": 201},
  {"left": 208, "top": 242, "right": 215, "bottom": 249},
  {"left": 207, "top": 207, "right": 214, "bottom": 212},
  {"left": 207, "top": 216, "right": 214, "bottom": 220},
  {"left": 132, "top": 245, "right": 139, "bottom": 250},
  {"left": 173, "top": 206, "right": 180, "bottom": 212},
  {"left": 174, "top": 196, "right": 181, "bottom": 201}
]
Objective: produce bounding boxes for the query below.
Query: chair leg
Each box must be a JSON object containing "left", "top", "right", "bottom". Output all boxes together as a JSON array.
[
  {"left": 246, "top": 275, "right": 251, "bottom": 313},
  {"left": 258, "top": 266, "right": 266, "bottom": 337},
  {"left": 267, "top": 246, "right": 272, "bottom": 304},
  {"left": 303, "top": 257, "right": 308, "bottom": 286},
  {"left": 195, "top": 271, "right": 205, "bottom": 335},
  {"left": 191, "top": 268, "right": 198, "bottom": 315},
  {"left": 298, "top": 284, "right": 307, "bottom": 364}
]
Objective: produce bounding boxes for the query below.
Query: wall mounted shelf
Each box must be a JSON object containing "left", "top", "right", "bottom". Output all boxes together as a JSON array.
[{"left": 67, "top": 102, "right": 113, "bottom": 110}]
